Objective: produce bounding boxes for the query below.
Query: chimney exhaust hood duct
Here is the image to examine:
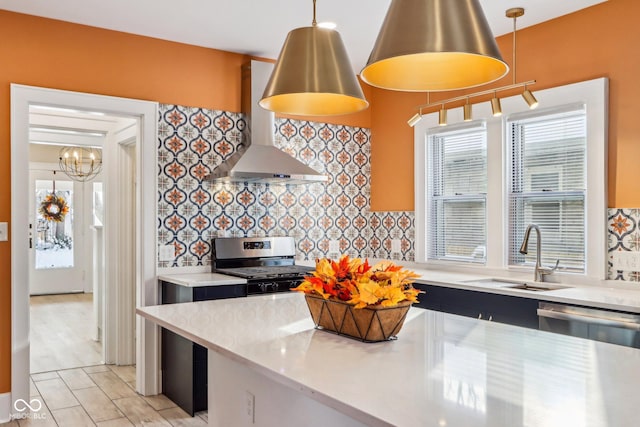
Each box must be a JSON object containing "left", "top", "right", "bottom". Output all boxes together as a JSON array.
[{"left": 208, "top": 60, "right": 328, "bottom": 185}]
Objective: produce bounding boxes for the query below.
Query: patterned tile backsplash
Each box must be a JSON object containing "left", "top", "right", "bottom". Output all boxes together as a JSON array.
[
  {"left": 608, "top": 208, "right": 640, "bottom": 281},
  {"left": 157, "top": 103, "right": 414, "bottom": 268},
  {"left": 156, "top": 105, "right": 634, "bottom": 281}
]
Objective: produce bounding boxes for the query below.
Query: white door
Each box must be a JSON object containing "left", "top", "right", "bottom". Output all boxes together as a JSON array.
[{"left": 29, "top": 169, "right": 85, "bottom": 295}]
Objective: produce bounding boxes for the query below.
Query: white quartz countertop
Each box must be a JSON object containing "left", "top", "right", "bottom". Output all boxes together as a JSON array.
[
  {"left": 137, "top": 293, "right": 640, "bottom": 427},
  {"left": 407, "top": 268, "right": 640, "bottom": 313},
  {"left": 292, "top": 259, "right": 640, "bottom": 312},
  {"left": 158, "top": 272, "right": 246, "bottom": 287},
  {"left": 156, "top": 264, "right": 640, "bottom": 311}
]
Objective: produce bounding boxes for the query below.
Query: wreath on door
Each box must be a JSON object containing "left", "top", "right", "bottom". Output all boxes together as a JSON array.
[
  {"left": 39, "top": 193, "right": 69, "bottom": 223},
  {"left": 38, "top": 171, "right": 69, "bottom": 223}
]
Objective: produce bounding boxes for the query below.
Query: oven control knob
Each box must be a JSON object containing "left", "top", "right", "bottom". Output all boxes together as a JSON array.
[{"left": 259, "top": 283, "right": 269, "bottom": 292}]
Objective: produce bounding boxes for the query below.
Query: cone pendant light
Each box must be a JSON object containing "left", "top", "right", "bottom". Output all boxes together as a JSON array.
[
  {"left": 361, "top": 0, "right": 509, "bottom": 92},
  {"left": 260, "top": 0, "right": 368, "bottom": 116}
]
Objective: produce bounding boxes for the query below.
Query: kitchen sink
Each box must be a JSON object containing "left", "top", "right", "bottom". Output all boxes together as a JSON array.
[
  {"left": 461, "top": 278, "right": 571, "bottom": 292},
  {"left": 461, "top": 278, "right": 528, "bottom": 287},
  {"left": 504, "top": 283, "right": 570, "bottom": 292}
]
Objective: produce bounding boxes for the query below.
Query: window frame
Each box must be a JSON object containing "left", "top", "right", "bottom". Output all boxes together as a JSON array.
[
  {"left": 427, "top": 122, "right": 488, "bottom": 263},
  {"left": 507, "top": 105, "right": 588, "bottom": 272},
  {"left": 414, "top": 78, "right": 608, "bottom": 280}
]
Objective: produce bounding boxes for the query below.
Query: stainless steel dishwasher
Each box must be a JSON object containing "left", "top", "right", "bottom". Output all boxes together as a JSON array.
[{"left": 538, "top": 302, "right": 640, "bottom": 349}]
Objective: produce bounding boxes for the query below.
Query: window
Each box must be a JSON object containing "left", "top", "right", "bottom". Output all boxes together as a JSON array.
[
  {"left": 427, "top": 124, "right": 487, "bottom": 263},
  {"left": 508, "top": 106, "right": 587, "bottom": 272},
  {"left": 415, "top": 78, "right": 606, "bottom": 279}
]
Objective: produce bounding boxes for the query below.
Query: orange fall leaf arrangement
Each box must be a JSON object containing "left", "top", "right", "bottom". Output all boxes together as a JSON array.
[{"left": 292, "top": 255, "right": 421, "bottom": 308}]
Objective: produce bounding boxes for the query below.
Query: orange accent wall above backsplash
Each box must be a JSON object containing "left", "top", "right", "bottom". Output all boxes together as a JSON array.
[{"left": 368, "top": 0, "right": 640, "bottom": 211}]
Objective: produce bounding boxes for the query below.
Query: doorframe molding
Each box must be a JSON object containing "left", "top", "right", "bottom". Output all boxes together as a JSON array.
[
  {"left": 10, "top": 85, "right": 159, "bottom": 415},
  {"left": 111, "top": 135, "right": 137, "bottom": 365}
]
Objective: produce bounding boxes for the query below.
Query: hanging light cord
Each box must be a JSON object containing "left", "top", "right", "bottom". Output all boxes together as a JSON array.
[
  {"left": 512, "top": 12, "right": 517, "bottom": 85},
  {"left": 505, "top": 7, "right": 524, "bottom": 84},
  {"left": 312, "top": 0, "right": 317, "bottom": 26}
]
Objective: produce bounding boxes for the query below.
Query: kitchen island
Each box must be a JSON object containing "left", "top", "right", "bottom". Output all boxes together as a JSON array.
[{"left": 137, "top": 292, "right": 640, "bottom": 427}]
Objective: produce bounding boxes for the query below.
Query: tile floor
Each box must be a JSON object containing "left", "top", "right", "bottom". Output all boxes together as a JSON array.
[
  {"left": 30, "top": 293, "right": 102, "bottom": 373},
  {"left": 1, "top": 365, "right": 207, "bottom": 427}
]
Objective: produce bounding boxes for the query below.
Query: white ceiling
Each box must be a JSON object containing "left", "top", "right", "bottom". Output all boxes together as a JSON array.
[
  {"left": 28, "top": 105, "right": 136, "bottom": 148},
  {"left": 1, "top": 0, "right": 606, "bottom": 71}
]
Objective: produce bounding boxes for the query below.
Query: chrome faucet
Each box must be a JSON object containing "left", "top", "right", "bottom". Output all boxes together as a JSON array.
[{"left": 519, "top": 224, "right": 559, "bottom": 282}]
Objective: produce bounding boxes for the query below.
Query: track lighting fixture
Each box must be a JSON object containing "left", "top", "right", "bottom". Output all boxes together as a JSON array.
[
  {"left": 406, "top": 6, "right": 539, "bottom": 127},
  {"left": 508, "top": 8, "right": 538, "bottom": 110},
  {"left": 463, "top": 98, "right": 472, "bottom": 121},
  {"left": 407, "top": 110, "right": 423, "bottom": 127},
  {"left": 491, "top": 93, "right": 502, "bottom": 117},
  {"left": 438, "top": 105, "right": 447, "bottom": 126},
  {"left": 522, "top": 87, "right": 539, "bottom": 109}
]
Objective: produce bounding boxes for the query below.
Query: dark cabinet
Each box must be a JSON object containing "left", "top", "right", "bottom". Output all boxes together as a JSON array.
[
  {"left": 161, "top": 281, "right": 247, "bottom": 416},
  {"left": 414, "top": 283, "right": 539, "bottom": 329}
]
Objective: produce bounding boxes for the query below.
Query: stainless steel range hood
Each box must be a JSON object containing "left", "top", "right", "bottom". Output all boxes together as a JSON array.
[{"left": 208, "top": 60, "right": 328, "bottom": 185}]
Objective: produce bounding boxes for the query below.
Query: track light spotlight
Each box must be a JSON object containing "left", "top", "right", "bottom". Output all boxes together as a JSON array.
[
  {"left": 522, "top": 88, "right": 539, "bottom": 109},
  {"left": 408, "top": 110, "right": 423, "bottom": 127},
  {"left": 491, "top": 93, "right": 502, "bottom": 117},
  {"left": 463, "top": 98, "right": 472, "bottom": 121},
  {"left": 438, "top": 105, "right": 447, "bottom": 126}
]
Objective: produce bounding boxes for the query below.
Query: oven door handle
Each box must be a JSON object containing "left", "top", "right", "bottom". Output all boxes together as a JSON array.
[{"left": 537, "top": 308, "right": 640, "bottom": 331}]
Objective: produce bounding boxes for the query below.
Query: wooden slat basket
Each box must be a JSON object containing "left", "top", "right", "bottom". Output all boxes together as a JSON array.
[{"left": 304, "top": 294, "right": 412, "bottom": 343}]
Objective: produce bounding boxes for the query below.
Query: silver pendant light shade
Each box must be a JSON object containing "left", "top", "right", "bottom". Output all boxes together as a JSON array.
[
  {"left": 260, "top": 24, "right": 369, "bottom": 116},
  {"left": 361, "top": 0, "right": 509, "bottom": 92}
]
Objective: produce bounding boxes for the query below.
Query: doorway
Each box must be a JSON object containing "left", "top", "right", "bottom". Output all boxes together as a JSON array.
[
  {"left": 28, "top": 164, "right": 103, "bottom": 373},
  {"left": 11, "top": 85, "right": 159, "bottom": 412},
  {"left": 29, "top": 169, "right": 87, "bottom": 296},
  {"left": 26, "top": 105, "right": 134, "bottom": 373}
]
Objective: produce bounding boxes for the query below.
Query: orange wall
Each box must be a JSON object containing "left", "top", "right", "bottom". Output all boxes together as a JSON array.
[
  {"left": 0, "top": 10, "right": 372, "bottom": 395},
  {"left": 0, "top": 10, "right": 241, "bottom": 396},
  {"left": 369, "top": 0, "right": 640, "bottom": 211}
]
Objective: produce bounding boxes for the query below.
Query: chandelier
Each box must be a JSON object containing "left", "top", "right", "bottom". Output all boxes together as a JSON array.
[{"left": 58, "top": 146, "right": 103, "bottom": 182}]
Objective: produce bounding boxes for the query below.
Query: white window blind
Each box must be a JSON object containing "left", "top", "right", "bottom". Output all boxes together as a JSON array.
[
  {"left": 508, "top": 106, "right": 587, "bottom": 271},
  {"left": 428, "top": 124, "right": 487, "bottom": 263}
]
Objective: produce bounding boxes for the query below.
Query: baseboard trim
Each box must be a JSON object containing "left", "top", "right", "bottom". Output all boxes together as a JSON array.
[{"left": 0, "top": 392, "right": 11, "bottom": 423}]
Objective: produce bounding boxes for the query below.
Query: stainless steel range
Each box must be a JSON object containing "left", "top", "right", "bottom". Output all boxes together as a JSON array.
[{"left": 211, "top": 236, "right": 313, "bottom": 295}]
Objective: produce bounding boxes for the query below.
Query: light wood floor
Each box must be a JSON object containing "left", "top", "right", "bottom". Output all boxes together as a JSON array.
[
  {"left": 0, "top": 365, "right": 207, "bottom": 427},
  {"left": 30, "top": 293, "right": 103, "bottom": 374},
  {"left": 6, "top": 294, "right": 208, "bottom": 426}
]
